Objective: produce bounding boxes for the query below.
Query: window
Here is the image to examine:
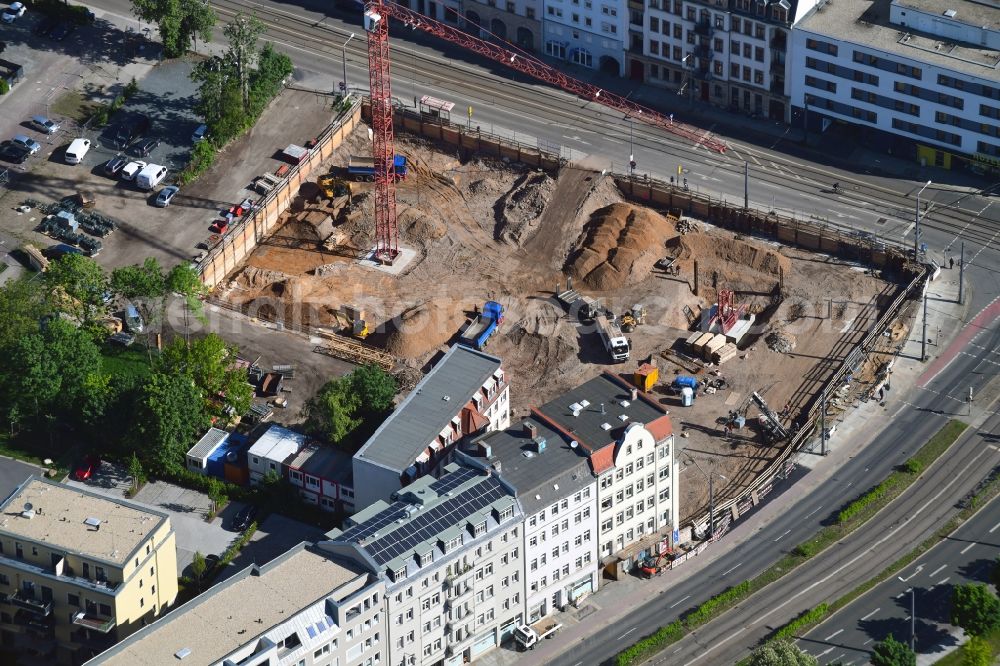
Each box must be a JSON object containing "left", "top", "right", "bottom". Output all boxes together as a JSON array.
[
  {"left": 659, "top": 466, "right": 670, "bottom": 480},
  {"left": 601, "top": 519, "right": 613, "bottom": 533},
  {"left": 68, "top": 593, "right": 80, "bottom": 606}
]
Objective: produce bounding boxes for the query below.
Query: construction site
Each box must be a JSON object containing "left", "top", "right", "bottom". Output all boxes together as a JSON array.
[{"left": 209, "top": 113, "right": 916, "bottom": 525}]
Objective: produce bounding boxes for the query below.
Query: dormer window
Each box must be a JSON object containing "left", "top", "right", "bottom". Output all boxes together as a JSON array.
[
  {"left": 393, "top": 567, "right": 407, "bottom": 581},
  {"left": 418, "top": 551, "right": 433, "bottom": 567}
]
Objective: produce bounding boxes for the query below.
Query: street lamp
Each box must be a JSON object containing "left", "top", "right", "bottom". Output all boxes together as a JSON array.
[
  {"left": 915, "top": 180, "right": 932, "bottom": 257},
  {"left": 341, "top": 33, "right": 356, "bottom": 94},
  {"left": 897, "top": 578, "right": 916, "bottom": 653},
  {"left": 681, "top": 54, "right": 694, "bottom": 108},
  {"left": 686, "top": 455, "right": 726, "bottom": 540}
]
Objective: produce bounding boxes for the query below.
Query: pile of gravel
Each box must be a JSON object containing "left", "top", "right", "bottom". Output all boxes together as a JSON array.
[{"left": 765, "top": 331, "right": 796, "bottom": 353}]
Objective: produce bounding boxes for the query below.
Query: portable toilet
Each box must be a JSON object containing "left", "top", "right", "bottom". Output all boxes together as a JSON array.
[{"left": 681, "top": 387, "right": 694, "bottom": 407}]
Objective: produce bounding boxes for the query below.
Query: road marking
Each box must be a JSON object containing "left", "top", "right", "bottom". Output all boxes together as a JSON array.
[
  {"left": 898, "top": 565, "right": 923, "bottom": 582},
  {"left": 722, "top": 562, "right": 743, "bottom": 576},
  {"left": 818, "top": 647, "right": 834, "bottom": 657},
  {"left": 937, "top": 577, "right": 950, "bottom": 586},
  {"left": 824, "top": 629, "right": 844, "bottom": 640},
  {"left": 681, "top": 444, "right": 1000, "bottom": 666},
  {"left": 669, "top": 595, "right": 692, "bottom": 609},
  {"left": 860, "top": 608, "right": 880, "bottom": 621},
  {"left": 929, "top": 564, "right": 947, "bottom": 577},
  {"left": 804, "top": 505, "right": 824, "bottom": 519},
  {"left": 989, "top": 520, "right": 1000, "bottom": 534},
  {"left": 960, "top": 542, "right": 976, "bottom": 554},
  {"left": 617, "top": 627, "right": 637, "bottom": 640},
  {"left": 774, "top": 529, "right": 791, "bottom": 541},
  {"left": 863, "top": 638, "right": 873, "bottom": 646}
]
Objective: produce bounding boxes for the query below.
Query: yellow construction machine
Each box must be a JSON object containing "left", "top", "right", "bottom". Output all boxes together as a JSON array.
[
  {"left": 317, "top": 173, "right": 352, "bottom": 200},
  {"left": 620, "top": 304, "right": 647, "bottom": 333}
]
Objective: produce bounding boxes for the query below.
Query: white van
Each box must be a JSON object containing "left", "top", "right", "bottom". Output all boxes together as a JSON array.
[
  {"left": 135, "top": 163, "right": 168, "bottom": 191},
  {"left": 64, "top": 138, "right": 91, "bottom": 165}
]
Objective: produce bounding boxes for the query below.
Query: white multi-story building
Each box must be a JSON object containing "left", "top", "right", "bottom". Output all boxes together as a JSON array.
[
  {"left": 352, "top": 344, "right": 510, "bottom": 509},
  {"left": 90, "top": 544, "right": 386, "bottom": 666},
  {"left": 532, "top": 373, "right": 678, "bottom": 579},
  {"left": 326, "top": 465, "right": 524, "bottom": 666},
  {"left": 792, "top": 0, "right": 1000, "bottom": 170},
  {"left": 460, "top": 418, "right": 599, "bottom": 623},
  {"left": 542, "top": 0, "right": 627, "bottom": 74},
  {"left": 463, "top": 0, "right": 543, "bottom": 50}
]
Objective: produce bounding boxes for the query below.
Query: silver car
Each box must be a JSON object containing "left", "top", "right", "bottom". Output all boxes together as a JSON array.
[
  {"left": 29, "top": 115, "right": 60, "bottom": 134},
  {"left": 11, "top": 134, "right": 40, "bottom": 155},
  {"left": 154, "top": 185, "right": 179, "bottom": 207}
]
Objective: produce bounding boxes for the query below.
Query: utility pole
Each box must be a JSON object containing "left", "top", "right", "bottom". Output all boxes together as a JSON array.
[
  {"left": 921, "top": 290, "right": 928, "bottom": 361},
  {"left": 820, "top": 392, "right": 828, "bottom": 456},
  {"left": 629, "top": 115, "right": 635, "bottom": 177},
  {"left": 744, "top": 162, "right": 749, "bottom": 209},
  {"left": 959, "top": 242, "right": 965, "bottom": 305},
  {"left": 340, "top": 32, "right": 356, "bottom": 94},
  {"left": 915, "top": 180, "right": 932, "bottom": 258},
  {"left": 969, "top": 386, "right": 974, "bottom": 415}
]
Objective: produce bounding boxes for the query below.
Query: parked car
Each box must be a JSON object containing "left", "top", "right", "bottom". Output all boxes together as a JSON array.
[
  {"left": 135, "top": 163, "right": 167, "bottom": 191},
  {"left": 132, "top": 137, "right": 160, "bottom": 157},
  {"left": 232, "top": 504, "right": 258, "bottom": 531},
  {"left": 120, "top": 160, "right": 147, "bottom": 181},
  {"left": 73, "top": 456, "right": 100, "bottom": 481},
  {"left": 0, "top": 142, "right": 29, "bottom": 163},
  {"left": 116, "top": 115, "right": 151, "bottom": 147},
  {"left": 109, "top": 331, "right": 135, "bottom": 347},
  {"left": 1, "top": 2, "right": 25, "bottom": 23},
  {"left": 11, "top": 134, "right": 40, "bottom": 155},
  {"left": 191, "top": 124, "right": 208, "bottom": 143},
  {"left": 64, "top": 138, "right": 91, "bottom": 165},
  {"left": 50, "top": 21, "right": 75, "bottom": 40},
  {"left": 43, "top": 243, "right": 83, "bottom": 260},
  {"left": 154, "top": 185, "right": 179, "bottom": 207},
  {"left": 29, "top": 115, "right": 60, "bottom": 134},
  {"left": 104, "top": 155, "right": 128, "bottom": 176},
  {"left": 34, "top": 15, "right": 57, "bottom": 36}
]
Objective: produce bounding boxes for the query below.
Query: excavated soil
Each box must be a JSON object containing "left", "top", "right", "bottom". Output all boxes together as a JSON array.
[{"left": 494, "top": 171, "right": 557, "bottom": 245}]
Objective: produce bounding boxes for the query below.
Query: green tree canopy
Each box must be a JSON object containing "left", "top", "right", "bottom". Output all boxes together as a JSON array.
[
  {"left": 111, "top": 257, "right": 166, "bottom": 301},
  {"left": 156, "top": 334, "right": 253, "bottom": 417},
  {"left": 992, "top": 556, "right": 1000, "bottom": 597},
  {"left": 951, "top": 584, "right": 1000, "bottom": 638},
  {"left": 303, "top": 377, "right": 362, "bottom": 443},
  {"left": 0, "top": 278, "right": 49, "bottom": 353},
  {"left": 747, "top": 640, "right": 817, "bottom": 666},
  {"left": 223, "top": 13, "right": 265, "bottom": 114},
  {"left": 351, "top": 364, "right": 398, "bottom": 418},
  {"left": 129, "top": 0, "right": 216, "bottom": 58},
  {"left": 45, "top": 254, "right": 108, "bottom": 319},
  {"left": 871, "top": 634, "right": 915, "bottom": 666},
  {"left": 960, "top": 635, "right": 993, "bottom": 666},
  {"left": 134, "top": 372, "right": 209, "bottom": 474}
]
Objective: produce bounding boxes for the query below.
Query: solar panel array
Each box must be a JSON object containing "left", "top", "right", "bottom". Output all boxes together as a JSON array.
[
  {"left": 362, "top": 476, "right": 509, "bottom": 566},
  {"left": 337, "top": 505, "right": 410, "bottom": 543},
  {"left": 428, "top": 466, "right": 480, "bottom": 495}
]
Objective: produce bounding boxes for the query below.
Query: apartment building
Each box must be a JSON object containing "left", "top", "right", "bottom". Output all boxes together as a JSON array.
[
  {"left": 89, "top": 543, "right": 386, "bottom": 666},
  {"left": 0, "top": 477, "right": 178, "bottom": 665},
  {"left": 532, "top": 372, "right": 678, "bottom": 578},
  {"left": 326, "top": 464, "right": 524, "bottom": 666},
  {"left": 391, "top": 0, "right": 462, "bottom": 24},
  {"left": 352, "top": 345, "right": 510, "bottom": 509},
  {"left": 542, "top": 0, "right": 626, "bottom": 74},
  {"left": 792, "top": 0, "right": 1000, "bottom": 170},
  {"left": 463, "top": 0, "right": 543, "bottom": 51},
  {"left": 629, "top": 0, "right": 796, "bottom": 121},
  {"left": 459, "top": 418, "right": 599, "bottom": 622}
]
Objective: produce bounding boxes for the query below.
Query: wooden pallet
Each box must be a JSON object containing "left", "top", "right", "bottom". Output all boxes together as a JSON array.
[{"left": 313, "top": 333, "right": 394, "bottom": 370}]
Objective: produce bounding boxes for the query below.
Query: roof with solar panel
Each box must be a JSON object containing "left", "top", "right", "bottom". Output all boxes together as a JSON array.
[{"left": 328, "top": 464, "right": 519, "bottom": 582}]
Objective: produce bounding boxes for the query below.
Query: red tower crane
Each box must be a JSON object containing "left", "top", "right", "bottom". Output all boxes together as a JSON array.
[{"left": 363, "top": 1, "right": 728, "bottom": 262}]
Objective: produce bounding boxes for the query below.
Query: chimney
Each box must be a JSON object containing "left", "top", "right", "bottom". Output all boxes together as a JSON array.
[
  {"left": 600, "top": 403, "right": 606, "bottom": 415},
  {"left": 630, "top": 388, "right": 638, "bottom": 400},
  {"left": 492, "top": 461, "right": 502, "bottom": 475},
  {"left": 524, "top": 422, "right": 537, "bottom": 439}
]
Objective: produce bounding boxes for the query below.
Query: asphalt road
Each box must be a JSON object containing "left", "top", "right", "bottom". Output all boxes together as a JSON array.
[{"left": 797, "top": 492, "right": 1000, "bottom": 665}]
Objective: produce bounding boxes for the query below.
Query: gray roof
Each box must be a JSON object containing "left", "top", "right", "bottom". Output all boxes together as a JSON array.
[
  {"left": 535, "top": 373, "right": 668, "bottom": 454},
  {"left": 288, "top": 444, "right": 353, "bottom": 485},
  {"left": 354, "top": 345, "right": 502, "bottom": 472},
  {"left": 330, "top": 465, "right": 518, "bottom": 573},
  {"left": 186, "top": 427, "right": 229, "bottom": 461},
  {"left": 466, "top": 419, "right": 594, "bottom": 516},
  {"left": 797, "top": 0, "right": 1000, "bottom": 78}
]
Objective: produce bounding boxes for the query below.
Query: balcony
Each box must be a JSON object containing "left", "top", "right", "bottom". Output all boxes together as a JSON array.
[
  {"left": 770, "top": 80, "right": 785, "bottom": 95},
  {"left": 693, "top": 20, "right": 714, "bottom": 37},
  {"left": 770, "top": 35, "right": 787, "bottom": 50},
  {"left": 694, "top": 44, "right": 713, "bottom": 59},
  {"left": 770, "top": 60, "right": 785, "bottom": 74},
  {"left": 72, "top": 612, "right": 117, "bottom": 634},
  {"left": 5, "top": 591, "right": 52, "bottom": 617},
  {"left": 70, "top": 628, "right": 117, "bottom": 651}
]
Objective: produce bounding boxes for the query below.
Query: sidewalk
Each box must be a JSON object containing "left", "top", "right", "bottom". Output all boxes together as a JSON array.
[{"left": 476, "top": 267, "right": 971, "bottom": 666}]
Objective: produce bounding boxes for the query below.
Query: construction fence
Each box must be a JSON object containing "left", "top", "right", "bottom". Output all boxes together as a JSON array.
[{"left": 197, "top": 96, "right": 363, "bottom": 288}]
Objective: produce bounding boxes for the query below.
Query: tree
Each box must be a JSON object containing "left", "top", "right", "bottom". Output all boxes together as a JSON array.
[
  {"left": 111, "top": 258, "right": 166, "bottom": 301},
  {"left": 351, "top": 364, "right": 398, "bottom": 418},
  {"left": 127, "top": 452, "right": 144, "bottom": 493},
  {"left": 167, "top": 263, "right": 207, "bottom": 338},
  {"left": 45, "top": 254, "right": 108, "bottom": 322},
  {"left": 960, "top": 636, "right": 992, "bottom": 666},
  {"left": 206, "top": 476, "right": 228, "bottom": 514},
  {"left": 129, "top": 0, "right": 215, "bottom": 58},
  {"left": 871, "top": 634, "right": 915, "bottom": 666},
  {"left": 134, "top": 372, "right": 208, "bottom": 475},
  {"left": 223, "top": 13, "right": 265, "bottom": 114},
  {"left": 250, "top": 43, "right": 292, "bottom": 114},
  {"left": 992, "top": 556, "right": 1000, "bottom": 597},
  {"left": 0, "top": 278, "right": 49, "bottom": 354},
  {"left": 189, "top": 551, "right": 207, "bottom": 590},
  {"left": 747, "top": 640, "right": 817, "bottom": 666},
  {"left": 303, "top": 378, "right": 362, "bottom": 443},
  {"left": 951, "top": 584, "right": 1000, "bottom": 637},
  {"left": 157, "top": 334, "right": 253, "bottom": 417}
]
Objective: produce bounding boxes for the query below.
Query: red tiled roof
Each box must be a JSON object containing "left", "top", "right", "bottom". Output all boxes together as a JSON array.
[
  {"left": 646, "top": 415, "right": 673, "bottom": 442},
  {"left": 589, "top": 444, "right": 615, "bottom": 475},
  {"left": 462, "top": 406, "right": 490, "bottom": 434}
]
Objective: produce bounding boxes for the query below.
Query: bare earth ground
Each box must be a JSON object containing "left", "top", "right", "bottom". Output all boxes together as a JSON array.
[{"left": 212, "top": 122, "right": 906, "bottom": 521}]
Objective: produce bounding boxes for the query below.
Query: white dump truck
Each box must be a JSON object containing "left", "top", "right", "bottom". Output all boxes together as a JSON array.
[
  {"left": 596, "top": 314, "right": 630, "bottom": 362},
  {"left": 514, "top": 619, "right": 562, "bottom": 650}
]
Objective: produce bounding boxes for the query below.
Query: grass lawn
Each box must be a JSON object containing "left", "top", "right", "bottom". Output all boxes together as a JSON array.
[
  {"left": 49, "top": 89, "right": 100, "bottom": 123},
  {"left": 933, "top": 629, "right": 1000, "bottom": 665}
]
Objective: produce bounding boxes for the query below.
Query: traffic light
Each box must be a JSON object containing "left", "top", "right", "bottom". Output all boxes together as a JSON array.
[{"left": 629, "top": 160, "right": 637, "bottom": 170}]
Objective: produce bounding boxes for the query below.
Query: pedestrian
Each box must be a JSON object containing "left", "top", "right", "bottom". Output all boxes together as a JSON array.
[
  {"left": 949, "top": 257, "right": 955, "bottom": 269},
  {"left": 669, "top": 113, "right": 674, "bottom": 124}
]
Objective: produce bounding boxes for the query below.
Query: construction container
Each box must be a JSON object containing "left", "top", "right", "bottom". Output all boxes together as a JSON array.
[
  {"left": 633, "top": 363, "right": 659, "bottom": 392},
  {"left": 703, "top": 334, "right": 728, "bottom": 361}
]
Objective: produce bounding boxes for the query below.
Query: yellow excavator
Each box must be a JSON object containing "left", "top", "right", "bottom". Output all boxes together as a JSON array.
[{"left": 317, "top": 173, "right": 352, "bottom": 200}]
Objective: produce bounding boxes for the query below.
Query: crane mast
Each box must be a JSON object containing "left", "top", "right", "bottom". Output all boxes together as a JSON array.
[{"left": 364, "top": 8, "right": 399, "bottom": 263}]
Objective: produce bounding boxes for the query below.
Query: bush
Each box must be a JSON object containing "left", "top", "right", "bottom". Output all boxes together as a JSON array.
[
  {"left": 176, "top": 140, "right": 217, "bottom": 186},
  {"left": 793, "top": 542, "right": 818, "bottom": 558},
  {"left": 684, "top": 581, "right": 752, "bottom": 627},
  {"left": 0, "top": 79, "right": 9, "bottom": 95},
  {"left": 773, "top": 604, "right": 829, "bottom": 640},
  {"left": 219, "top": 521, "right": 257, "bottom": 567},
  {"left": 837, "top": 477, "right": 898, "bottom": 524},
  {"left": 616, "top": 621, "right": 685, "bottom": 666},
  {"left": 124, "top": 77, "right": 139, "bottom": 99},
  {"left": 903, "top": 459, "right": 923, "bottom": 475}
]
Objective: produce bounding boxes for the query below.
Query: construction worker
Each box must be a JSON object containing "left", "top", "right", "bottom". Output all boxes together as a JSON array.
[{"left": 949, "top": 257, "right": 955, "bottom": 269}]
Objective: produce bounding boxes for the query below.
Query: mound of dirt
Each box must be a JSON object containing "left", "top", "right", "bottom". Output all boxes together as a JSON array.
[
  {"left": 566, "top": 203, "right": 677, "bottom": 291},
  {"left": 673, "top": 233, "right": 791, "bottom": 282},
  {"left": 239, "top": 266, "right": 292, "bottom": 290},
  {"left": 765, "top": 331, "right": 796, "bottom": 353},
  {"left": 494, "top": 172, "right": 556, "bottom": 245},
  {"left": 399, "top": 206, "right": 447, "bottom": 241},
  {"left": 383, "top": 299, "right": 459, "bottom": 358}
]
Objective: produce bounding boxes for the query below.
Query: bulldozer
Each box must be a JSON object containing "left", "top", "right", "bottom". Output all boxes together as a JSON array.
[
  {"left": 317, "top": 173, "right": 352, "bottom": 200},
  {"left": 620, "top": 304, "right": 647, "bottom": 333}
]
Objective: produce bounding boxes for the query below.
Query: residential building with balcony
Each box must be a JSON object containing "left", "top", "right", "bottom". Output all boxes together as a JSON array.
[
  {"left": 463, "top": 0, "right": 543, "bottom": 51},
  {"left": 391, "top": 0, "right": 462, "bottom": 25},
  {"left": 325, "top": 464, "right": 524, "bottom": 666},
  {"left": 629, "top": 0, "right": 796, "bottom": 121},
  {"left": 88, "top": 543, "right": 386, "bottom": 666},
  {"left": 352, "top": 344, "right": 510, "bottom": 509},
  {"left": 792, "top": 0, "right": 1000, "bottom": 172},
  {"left": 542, "top": 0, "right": 626, "bottom": 74},
  {"left": 532, "top": 372, "right": 678, "bottom": 579},
  {"left": 0, "top": 477, "right": 178, "bottom": 665},
  {"left": 459, "top": 418, "right": 599, "bottom": 623}
]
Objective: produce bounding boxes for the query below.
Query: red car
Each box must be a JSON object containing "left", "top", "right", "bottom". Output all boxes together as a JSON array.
[
  {"left": 73, "top": 456, "right": 100, "bottom": 481},
  {"left": 210, "top": 220, "right": 229, "bottom": 234}
]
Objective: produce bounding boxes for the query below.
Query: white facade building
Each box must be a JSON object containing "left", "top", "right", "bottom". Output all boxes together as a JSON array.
[
  {"left": 247, "top": 424, "right": 307, "bottom": 486},
  {"left": 542, "top": 0, "right": 626, "bottom": 74}
]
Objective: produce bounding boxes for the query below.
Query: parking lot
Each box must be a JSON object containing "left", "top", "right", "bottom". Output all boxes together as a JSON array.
[{"left": 0, "top": 456, "right": 42, "bottom": 503}]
